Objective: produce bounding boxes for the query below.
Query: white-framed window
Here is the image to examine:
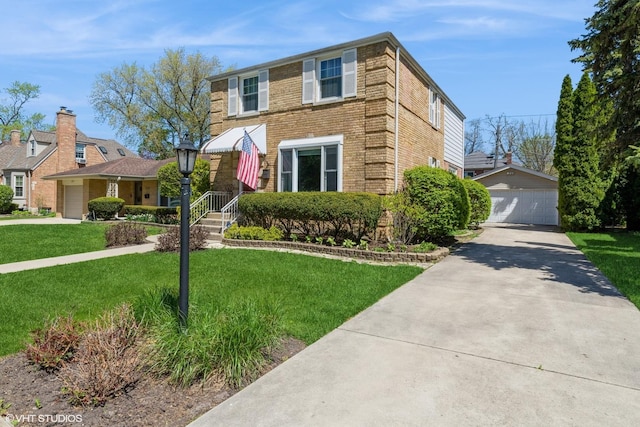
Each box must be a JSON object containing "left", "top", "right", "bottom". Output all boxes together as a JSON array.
[
  {"left": 75, "top": 143, "right": 86, "bottom": 160},
  {"left": 228, "top": 69, "right": 269, "bottom": 116},
  {"left": 319, "top": 57, "right": 342, "bottom": 100},
  {"left": 29, "top": 140, "right": 36, "bottom": 157},
  {"left": 302, "top": 48, "right": 357, "bottom": 104},
  {"left": 13, "top": 173, "right": 25, "bottom": 198},
  {"left": 241, "top": 75, "right": 259, "bottom": 112},
  {"left": 429, "top": 89, "right": 441, "bottom": 128},
  {"left": 278, "top": 135, "right": 343, "bottom": 192}
]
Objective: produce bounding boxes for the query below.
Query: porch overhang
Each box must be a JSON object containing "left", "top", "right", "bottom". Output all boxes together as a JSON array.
[{"left": 201, "top": 124, "right": 266, "bottom": 155}]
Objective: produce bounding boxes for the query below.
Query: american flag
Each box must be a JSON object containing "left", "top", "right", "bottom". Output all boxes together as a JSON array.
[{"left": 237, "top": 130, "right": 260, "bottom": 189}]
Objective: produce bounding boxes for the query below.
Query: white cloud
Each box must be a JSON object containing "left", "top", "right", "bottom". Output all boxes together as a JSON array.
[{"left": 341, "top": 0, "right": 594, "bottom": 24}]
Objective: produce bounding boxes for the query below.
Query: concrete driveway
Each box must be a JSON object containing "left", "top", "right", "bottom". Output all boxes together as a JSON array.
[{"left": 190, "top": 224, "right": 640, "bottom": 426}]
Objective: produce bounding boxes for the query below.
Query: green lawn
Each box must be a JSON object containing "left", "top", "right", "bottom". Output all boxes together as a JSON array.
[
  {"left": 0, "top": 223, "right": 163, "bottom": 264},
  {"left": 568, "top": 231, "right": 640, "bottom": 309},
  {"left": 0, "top": 249, "right": 423, "bottom": 356}
]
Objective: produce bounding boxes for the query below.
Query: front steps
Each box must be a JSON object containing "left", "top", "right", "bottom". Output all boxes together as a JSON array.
[{"left": 197, "top": 212, "right": 224, "bottom": 241}]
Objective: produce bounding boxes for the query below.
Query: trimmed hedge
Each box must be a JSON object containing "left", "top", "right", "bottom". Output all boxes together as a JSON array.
[
  {"left": 238, "top": 192, "right": 383, "bottom": 239},
  {"left": 123, "top": 205, "right": 178, "bottom": 224},
  {"left": 461, "top": 179, "right": 491, "bottom": 227},
  {"left": 87, "top": 197, "right": 125, "bottom": 220},
  {"left": 402, "top": 166, "right": 470, "bottom": 240}
]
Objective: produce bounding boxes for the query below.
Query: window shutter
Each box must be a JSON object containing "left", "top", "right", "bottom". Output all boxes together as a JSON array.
[
  {"left": 302, "top": 58, "right": 315, "bottom": 104},
  {"left": 342, "top": 48, "right": 357, "bottom": 98},
  {"left": 228, "top": 77, "right": 238, "bottom": 116},
  {"left": 429, "top": 88, "right": 435, "bottom": 124},
  {"left": 258, "top": 69, "right": 269, "bottom": 111}
]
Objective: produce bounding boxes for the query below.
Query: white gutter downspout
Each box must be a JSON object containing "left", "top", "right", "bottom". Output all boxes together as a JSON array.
[
  {"left": 394, "top": 46, "right": 400, "bottom": 193},
  {"left": 28, "top": 170, "right": 32, "bottom": 212}
]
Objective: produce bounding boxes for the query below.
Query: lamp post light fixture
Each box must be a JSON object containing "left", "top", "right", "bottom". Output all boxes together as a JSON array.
[{"left": 175, "top": 133, "right": 198, "bottom": 327}]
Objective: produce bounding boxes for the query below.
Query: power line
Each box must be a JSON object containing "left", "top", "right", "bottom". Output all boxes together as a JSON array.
[{"left": 471, "top": 113, "right": 556, "bottom": 120}]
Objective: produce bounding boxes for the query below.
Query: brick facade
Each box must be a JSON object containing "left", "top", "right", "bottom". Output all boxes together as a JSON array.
[{"left": 207, "top": 33, "right": 464, "bottom": 196}]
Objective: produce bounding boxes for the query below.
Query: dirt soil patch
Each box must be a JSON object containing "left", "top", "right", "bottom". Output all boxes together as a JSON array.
[{"left": 0, "top": 337, "right": 305, "bottom": 427}]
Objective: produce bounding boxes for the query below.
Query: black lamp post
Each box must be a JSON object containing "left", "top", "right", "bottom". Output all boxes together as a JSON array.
[{"left": 175, "top": 133, "right": 198, "bottom": 327}]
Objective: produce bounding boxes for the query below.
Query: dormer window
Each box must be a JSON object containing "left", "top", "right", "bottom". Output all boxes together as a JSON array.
[
  {"left": 75, "top": 143, "right": 86, "bottom": 162},
  {"left": 29, "top": 140, "right": 36, "bottom": 157}
]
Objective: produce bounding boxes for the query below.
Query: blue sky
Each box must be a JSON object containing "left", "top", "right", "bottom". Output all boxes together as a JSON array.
[{"left": 2, "top": 0, "right": 596, "bottom": 141}]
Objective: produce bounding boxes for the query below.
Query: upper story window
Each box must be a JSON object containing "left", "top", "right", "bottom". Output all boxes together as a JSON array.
[
  {"left": 29, "top": 140, "right": 36, "bottom": 157},
  {"left": 228, "top": 70, "right": 269, "bottom": 117},
  {"left": 429, "top": 89, "right": 441, "bottom": 129},
  {"left": 242, "top": 76, "right": 259, "bottom": 112},
  {"left": 75, "top": 143, "right": 86, "bottom": 160},
  {"left": 302, "top": 48, "right": 357, "bottom": 104},
  {"left": 319, "top": 57, "right": 342, "bottom": 99}
]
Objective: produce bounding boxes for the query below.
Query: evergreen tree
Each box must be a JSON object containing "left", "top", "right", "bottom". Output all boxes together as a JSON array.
[
  {"left": 554, "top": 73, "right": 605, "bottom": 230},
  {"left": 570, "top": 0, "right": 640, "bottom": 229},
  {"left": 553, "top": 75, "right": 574, "bottom": 229}
]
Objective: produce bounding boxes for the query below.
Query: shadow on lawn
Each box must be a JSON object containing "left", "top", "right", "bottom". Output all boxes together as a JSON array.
[{"left": 455, "top": 226, "right": 625, "bottom": 299}]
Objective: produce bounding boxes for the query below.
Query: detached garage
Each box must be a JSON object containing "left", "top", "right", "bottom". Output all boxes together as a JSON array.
[{"left": 473, "top": 165, "right": 559, "bottom": 226}]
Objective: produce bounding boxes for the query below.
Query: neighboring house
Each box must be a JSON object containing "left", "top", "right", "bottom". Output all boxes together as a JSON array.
[
  {"left": 201, "top": 32, "right": 465, "bottom": 196},
  {"left": 43, "top": 157, "right": 175, "bottom": 218},
  {"left": 0, "top": 107, "right": 137, "bottom": 214},
  {"left": 473, "top": 164, "right": 558, "bottom": 226},
  {"left": 464, "top": 151, "right": 514, "bottom": 177}
]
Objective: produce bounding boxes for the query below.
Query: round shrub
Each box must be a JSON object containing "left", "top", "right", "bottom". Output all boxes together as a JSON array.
[
  {"left": 0, "top": 185, "right": 14, "bottom": 214},
  {"left": 402, "top": 166, "right": 470, "bottom": 240},
  {"left": 461, "top": 179, "right": 491, "bottom": 227},
  {"left": 87, "top": 197, "right": 125, "bottom": 220}
]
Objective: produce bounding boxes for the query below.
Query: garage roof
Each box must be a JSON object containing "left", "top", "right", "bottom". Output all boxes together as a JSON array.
[{"left": 472, "top": 164, "right": 557, "bottom": 183}]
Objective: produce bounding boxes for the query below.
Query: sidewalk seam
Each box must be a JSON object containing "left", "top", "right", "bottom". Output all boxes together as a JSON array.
[{"left": 338, "top": 327, "right": 640, "bottom": 393}]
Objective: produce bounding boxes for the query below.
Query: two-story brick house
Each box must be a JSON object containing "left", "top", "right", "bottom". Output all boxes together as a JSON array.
[
  {"left": 0, "top": 107, "right": 137, "bottom": 216},
  {"left": 201, "top": 32, "right": 465, "bottom": 196}
]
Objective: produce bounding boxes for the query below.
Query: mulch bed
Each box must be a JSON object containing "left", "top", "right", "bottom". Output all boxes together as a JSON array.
[{"left": 0, "top": 338, "right": 305, "bottom": 427}]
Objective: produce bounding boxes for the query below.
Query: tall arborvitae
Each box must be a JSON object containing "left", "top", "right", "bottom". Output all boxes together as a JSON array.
[
  {"left": 553, "top": 75, "right": 574, "bottom": 229},
  {"left": 569, "top": 72, "right": 604, "bottom": 230},
  {"left": 554, "top": 72, "right": 604, "bottom": 231}
]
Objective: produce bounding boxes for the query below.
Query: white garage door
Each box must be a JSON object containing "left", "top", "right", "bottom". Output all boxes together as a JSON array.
[
  {"left": 64, "top": 185, "right": 83, "bottom": 219},
  {"left": 488, "top": 189, "right": 558, "bottom": 225}
]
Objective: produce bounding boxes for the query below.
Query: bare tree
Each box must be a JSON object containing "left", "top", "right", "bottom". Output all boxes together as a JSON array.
[
  {"left": 518, "top": 119, "right": 556, "bottom": 175},
  {"left": 464, "top": 118, "right": 485, "bottom": 155}
]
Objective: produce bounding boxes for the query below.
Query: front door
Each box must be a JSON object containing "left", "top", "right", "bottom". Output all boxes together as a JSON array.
[{"left": 135, "top": 182, "right": 143, "bottom": 205}]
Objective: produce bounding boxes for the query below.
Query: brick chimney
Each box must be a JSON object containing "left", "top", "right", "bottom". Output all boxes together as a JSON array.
[
  {"left": 10, "top": 129, "right": 21, "bottom": 147},
  {"left": 505, "top": 151, "right": 513, "bottom": 165},
  {"left": 56, "top": 107, "right": 78, "bottom": 172}
]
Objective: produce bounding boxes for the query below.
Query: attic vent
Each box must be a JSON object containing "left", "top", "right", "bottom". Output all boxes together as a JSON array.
[
  {"left": 117, "top": 148, "right": 126, "bottom": 156},
  {"left": 98, "top": 146, "right": 108, "bottom": 154}
]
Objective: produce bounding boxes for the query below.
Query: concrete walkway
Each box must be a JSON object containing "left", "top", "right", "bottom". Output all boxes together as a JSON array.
[
  {"left": 0, "top": 219, "right": 224, "bottom": 273},
  {"left": 189, "top": 224, "right": 640, "bottom": 427},
  {"left": 0, "top": 218, "right": 155, "bottom": 273}
]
